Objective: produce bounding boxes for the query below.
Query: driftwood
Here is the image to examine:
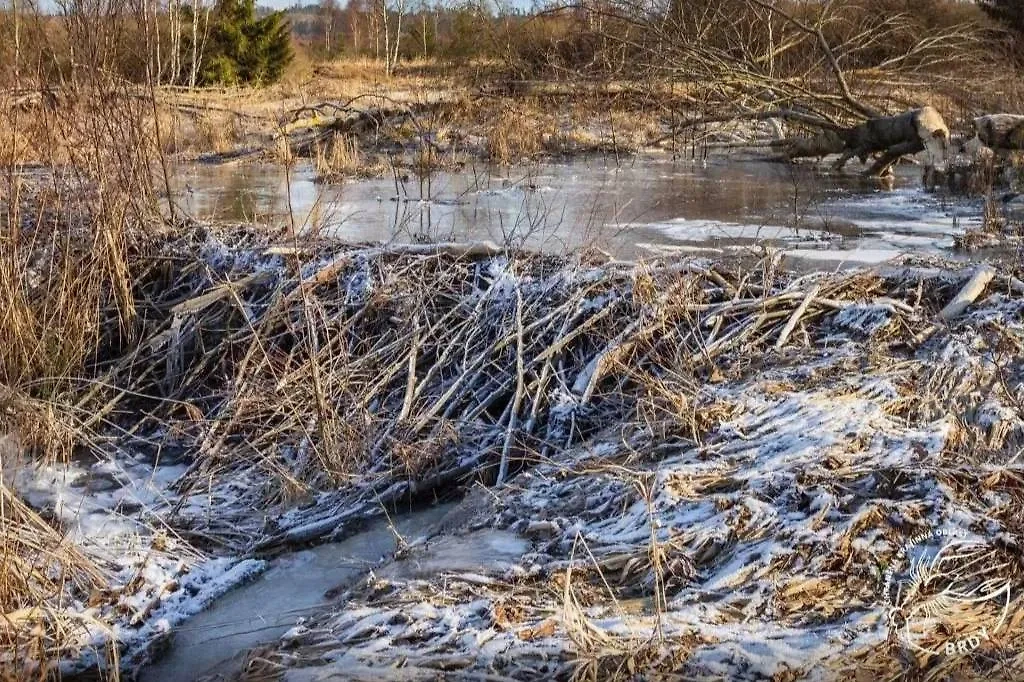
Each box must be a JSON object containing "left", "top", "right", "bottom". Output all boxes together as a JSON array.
[
  {"left": 938, "top": 266, "right": 996, "bottom": 321},
  {"left": 911, "top": 266, "right": 996, "bottom": 343}
]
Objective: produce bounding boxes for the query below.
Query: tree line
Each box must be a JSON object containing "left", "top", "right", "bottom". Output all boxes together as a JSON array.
[{"left": 0, "top": 0, "right": 1022, "bottom": 89}]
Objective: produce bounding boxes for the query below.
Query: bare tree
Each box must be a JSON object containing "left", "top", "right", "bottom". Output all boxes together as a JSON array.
[
  {"left": 381, "top": 0, "right": 406, "bottom": 76},
  {"left": 12, "top": 0, "right": 20, "bottom": 86},
  {"left": 169, "top": 0, "right": 182, "bottom": 84},
  {"left": 381, "top": 0, "right": 391, "bottom": 73},
  {"left": 188, "top": 0, "right": 202, "bottom": 88},
  {"left": 391, "top": 0, "right": 405, "bottom": 70},
  {"left": 420, "top": 0, "right": 429, "bottom": 59},
  {"left": 554, "top": 0, "right": 990, "bottom": 174},
  {"left": 348, "top": 1, "right": 361, "bottom": 53},
  {"left": 321, "top": 0, "right": 340, "bottom": 55}
]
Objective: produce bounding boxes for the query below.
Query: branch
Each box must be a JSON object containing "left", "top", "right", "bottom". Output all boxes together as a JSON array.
[{"left": 744, "top": 0, "right": 884, "bottom": 120}]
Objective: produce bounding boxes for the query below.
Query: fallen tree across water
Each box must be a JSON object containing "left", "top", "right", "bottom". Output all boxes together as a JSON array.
[
  {"left": 813, "top": 106, "right": 949, "bottom": 175},
  {"left": 618, "top": 0, "right": 978, "bottom": 178},
  {"left": 679, "top": 106, "right": 951, "bottom": 177},
  {"left": 930, "top": 113, "right": 1024, "bottom": 194},
  {"left": 720, "top": 106, "right": 951, "bottom": 176}
]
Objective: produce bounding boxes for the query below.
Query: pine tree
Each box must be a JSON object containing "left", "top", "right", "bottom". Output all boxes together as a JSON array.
[
  {"left": 979, "top": 0, "right": 1024, "bottom": 34},
  {"left": 185, "top": 0, "right": 294, "bottom": 86},
  {"left": 979, "top": 0, "right": 1024, "bottom": 62}
]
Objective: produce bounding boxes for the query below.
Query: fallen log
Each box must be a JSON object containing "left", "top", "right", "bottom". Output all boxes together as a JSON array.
[
  {"left": 197, "top": 98, "right": 446, "bottom": 164},
  {"left": 939, "top": 266, "right": 995, "bottom": 321},
  {"left": 2, "top": 89, "right": 59, "bottom": 111},
  {"left": 784, "top": 106, "right": 950, "bottom": 177}
]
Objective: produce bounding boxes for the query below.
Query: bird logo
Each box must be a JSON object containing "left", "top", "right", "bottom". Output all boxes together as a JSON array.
[{"left": 885, "top": 532, "right": 1011, "bottom": 656}]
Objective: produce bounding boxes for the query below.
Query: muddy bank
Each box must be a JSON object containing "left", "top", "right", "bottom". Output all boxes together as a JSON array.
[{"left": 5, "top": 225, "right": 1024, "bottom": 680}]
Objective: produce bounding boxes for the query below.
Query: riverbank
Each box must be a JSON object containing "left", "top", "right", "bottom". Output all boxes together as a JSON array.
[
  {"left": 3, "top": 220, "right": 1024, "bottom": 679},
  {"left": 5, "top": 60, "right": 971, "bottom": 180}
]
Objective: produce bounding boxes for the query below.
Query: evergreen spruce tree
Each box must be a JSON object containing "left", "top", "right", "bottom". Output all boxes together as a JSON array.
[
  {"left": 979, "top": 0, "right": 1024, "bottom": 62},
  {"left": 980, "top": 0, "right": 1024, "bottom": 33},
  {"left": 186, "top": 0, "right": 294, "bottom": 86}
]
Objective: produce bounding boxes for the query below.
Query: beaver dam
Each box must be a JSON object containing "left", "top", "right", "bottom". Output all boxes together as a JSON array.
[{"left": 4, "top": 220, "right": 1024, "bottom": 681}]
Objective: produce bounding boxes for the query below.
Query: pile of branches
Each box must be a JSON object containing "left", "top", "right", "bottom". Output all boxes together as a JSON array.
[
  {"left": 68, "top": 225, "right": 1017, "bottom": 553},
  {"left": 232, "top": 259, "right": 1024, "bottom": 681}
]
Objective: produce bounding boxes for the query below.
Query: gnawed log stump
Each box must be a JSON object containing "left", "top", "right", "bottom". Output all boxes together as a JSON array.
[
  {"left": 974, "top": 114, "right": 1024, "bottom": 151},
  {"left": 928, "top": 114, "right": 1024, "bottom": 193}
]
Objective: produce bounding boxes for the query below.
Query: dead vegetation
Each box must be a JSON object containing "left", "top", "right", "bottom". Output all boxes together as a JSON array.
[
  {"left": 211, "top": 256, "right": 1024, "bottom": 682},
  {"left": 0, "top": 479, "right": 115, "bottom": 680},
  {"left": 4, "top": 189, "right": 1024, "bottom": 677},
  {"left": 5, "top": 2, "right": 1024, "bottom": 680},
  {"left": 312, "top": 132, "right": 387, "bottom": 180}
]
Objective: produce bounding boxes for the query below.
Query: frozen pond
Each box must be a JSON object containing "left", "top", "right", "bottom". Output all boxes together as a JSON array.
[{"left": 174, "top": 154, "right": 991, "bottom": 267}]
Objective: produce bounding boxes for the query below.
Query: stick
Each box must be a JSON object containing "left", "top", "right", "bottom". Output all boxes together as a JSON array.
[
  {"left": 774, "top": 284, "right": 820, "bottom": 349},
  {"left": 497, "top": 285, "right": 525, "bottom": 486},
  {"left": 399, "top": 314, "right": 421, "bottom": 421},
  {"left": 939, "top": 266, "right": 995, "bottom": 321}
]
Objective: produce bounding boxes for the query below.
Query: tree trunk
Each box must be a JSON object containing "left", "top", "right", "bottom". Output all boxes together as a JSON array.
[
  {"left": 381, "top": 0, "right": 390, "bottom": 75},
  {"left": 783, "top": 129, "right": 845, "bottom": 159},
  {"left": 153, "top": 0, "right": 163, "bottom": 86},
  {"left": 12, "top": 0, "right": 19, "bottom": 87},
  {"left": 189, "top": 0, "right": 200, "bottom": 89},
  {"left": 391, "top": 0, "right": 404, "bottom": 74},
  {"left": 171, "top": 0, "right": 182, "bottom": 84}
]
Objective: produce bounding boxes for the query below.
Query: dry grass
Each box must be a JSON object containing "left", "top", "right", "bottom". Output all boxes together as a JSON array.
[
  {"left": 485, "top": 103, "right": 553, "bottom": 162},
  {"left": 1, "top": 48, "right": 164, "bottom": 681},
  {"left": 0, "top": 481, "right": 113, "bottom": 680},
  {"left": 189, "top": 111, "right": 248, "bottom": 155},
  {"left": 311, "top": 132, "right": 387, "bottom": 180},
  {"left": 0, "top": 87, "right": 147, "bottom": 466}
]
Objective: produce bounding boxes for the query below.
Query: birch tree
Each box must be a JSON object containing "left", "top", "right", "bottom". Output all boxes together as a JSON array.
[{"left": 381, "top": 0, "right": 405, "bottom": 76}]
